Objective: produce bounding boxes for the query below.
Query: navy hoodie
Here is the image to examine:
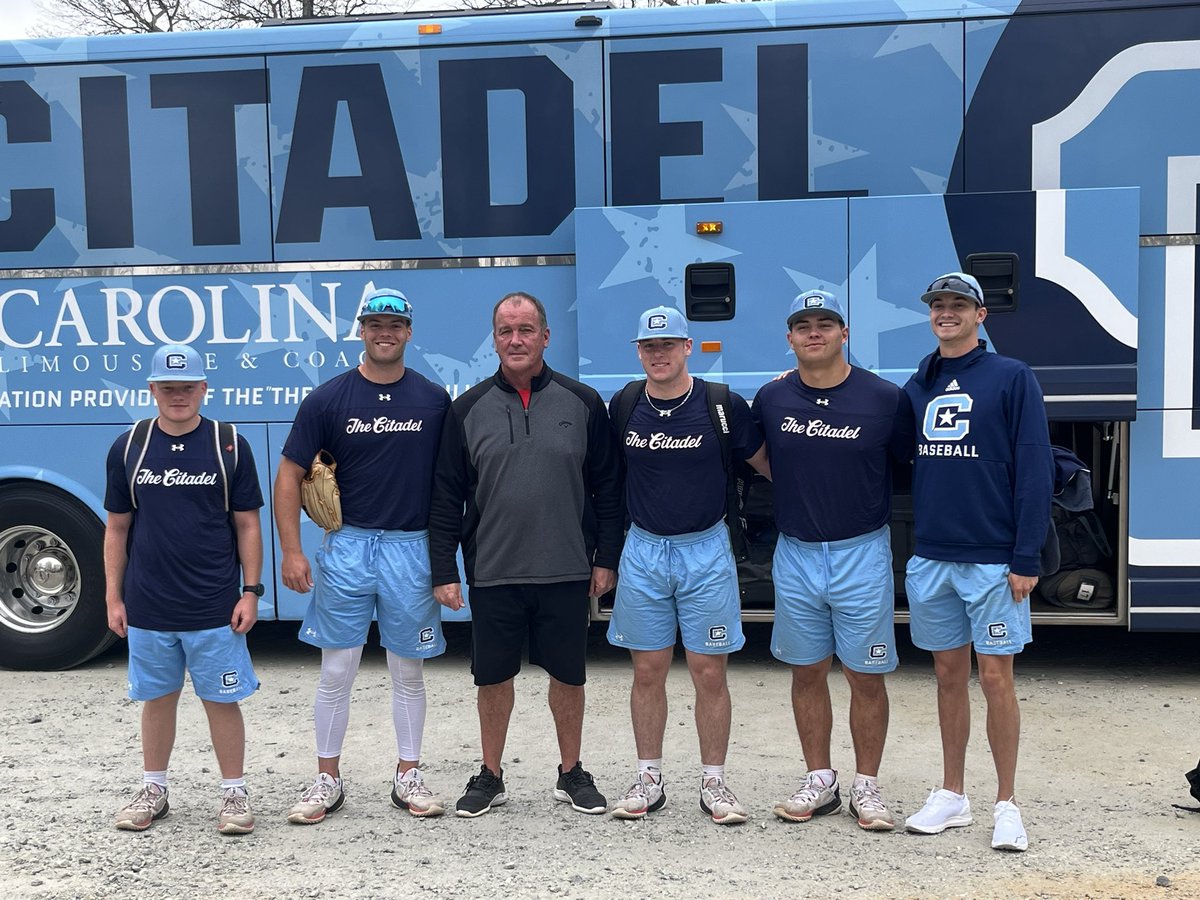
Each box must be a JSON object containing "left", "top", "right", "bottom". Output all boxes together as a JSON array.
[{"left": 903, "top": 342, "right": 1052, "bottom": 576}]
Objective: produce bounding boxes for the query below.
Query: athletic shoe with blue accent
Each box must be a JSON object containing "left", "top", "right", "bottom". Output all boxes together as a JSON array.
[
  {"left": 773, "top": 772, "right": 842, "bottom": 822},
  {"left": 611, "top": 771, "right": 666, "bottom": 819},
  {"left": 991, "top": 800, "right": 1028, "bottom": 851},
  {"left": 904, "top": 788, "right": 973, "bottom": 834}
]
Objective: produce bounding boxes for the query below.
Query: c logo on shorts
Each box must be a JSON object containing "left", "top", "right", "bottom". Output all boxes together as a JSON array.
[
  {"left": 987, "top": 622, "right": 1008, "bottom": 639},
  {"left": 869, "top": 643, "right": 888, "bottom": 659},
  {"left": 221, "top": 671, "right": 240, "bottom": 688},
  {"left": 419, "top": 627, "right": 435, "bottom": 644},
  {"left": 709, "top": 625, "right": 727, "bottom": 642}
]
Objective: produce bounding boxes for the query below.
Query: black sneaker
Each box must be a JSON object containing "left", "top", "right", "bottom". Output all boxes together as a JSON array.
[
  {"left": 455, "top": 765, "right": 507, "bottom": 818},
  {"left": 553, "top": 761, "right": 607, "bottom": 814}
]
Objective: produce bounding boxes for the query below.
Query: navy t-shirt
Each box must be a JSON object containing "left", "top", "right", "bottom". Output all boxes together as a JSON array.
[
  {"left": 282, "top": 367, "right": 449, "bottom": 530},
  {"left": 104, "top": 417, "right": 264, "bottom": 631},
  {"left": 753, "top": 367, "right": 913, "bottom": 542},
  {"left": 611, "top": 378, "right": 762, "bottom": 536}
]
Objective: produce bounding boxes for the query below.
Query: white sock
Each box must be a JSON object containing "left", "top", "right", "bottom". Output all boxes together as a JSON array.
[
  {"left": 637, "top": 759, "right": 662, "bottom": 782},
  {"left": 701, "top": 764, "right": 725, "bottom": 782},
  {"left": 808, "top": 768, "right": 837, "bottom": 788},
  {"left": 853, "top": 773, "right": 877, "bottom": 790},
  {"left": 143, "top": 770, "right": 167, "bottom": 789},
  {"left": 221, "top": 777, "right": 246, "bottom": 793}
]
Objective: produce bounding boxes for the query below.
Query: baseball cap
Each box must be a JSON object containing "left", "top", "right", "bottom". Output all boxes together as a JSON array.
[
  {"left": 357, "top": 288, "right": 414, "bottom": 322},
  {"left": 632, "top": 305, "right": 689, "bottom": 342},
  {"left": 920, "top": 272, "right": 985, "bottom": 307},
  {"left": 147, "top": 344, "right": 206, "bottom": 383},
  {"left": 787, "top": 290, "right": 845, "bottom": 328}
]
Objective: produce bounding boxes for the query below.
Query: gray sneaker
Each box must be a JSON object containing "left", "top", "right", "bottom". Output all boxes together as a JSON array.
[
  {"left": 848, "top": 780, "right": 895, "bottom": 831},
  {"left": 115, "top": 783, "right": 169, "bottom": 831},
  {"left": 287, "top": 773, "right": 345, "bottom": 825},
  {"left": 773, "top": 772, "right": 842, "bottom": 822},
  {"left": 611, "top": 772, "right": 666, "bottom": 820},
  {"left": 700, "top": 776, "right": 749, "bottom": 825},
  {"left": 217, "top": 786, "right": 255, "bottom": 835},
  {"left": 391, "top": 768, "right": 445, "bottom": 817}
]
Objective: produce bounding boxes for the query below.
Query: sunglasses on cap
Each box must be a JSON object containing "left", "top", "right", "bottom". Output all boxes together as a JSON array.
[
  {"left": 924, "top": 274, "right": 983, "bottom": 305},
  {"left": 359, "top": 293, "right": 413, "bottom": 319}
]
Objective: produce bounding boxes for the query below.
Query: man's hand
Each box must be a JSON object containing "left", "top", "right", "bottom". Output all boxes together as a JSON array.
[
  {"left": 281, "top": 550, "right": 314, "bottom": 593},
  {"left": 106, "top": 600, "right": 128, "bottom": 639},
  {"left": 231, "top": 593, "right": 259, "bottom": 634},
  {"left": 1008, "top": 572, "right": 1038, "bottom": 604},
  {"left": 589, "top": 566, "right": 615, "bottom": 599},
  {"left": 434, "top": 582, "right": 464, "bottom": 611}
]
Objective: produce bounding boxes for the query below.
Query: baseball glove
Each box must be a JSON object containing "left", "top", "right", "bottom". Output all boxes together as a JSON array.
[{"left": 300, "top": 450, "right": 342, "bottom": 532}]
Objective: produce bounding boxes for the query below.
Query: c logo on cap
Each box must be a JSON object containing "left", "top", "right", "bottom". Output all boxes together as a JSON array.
[
  {"left": 804, "top": 296, "right": 825, "bottom": 309},
  {"left": 166, "top": 353, "right": 188, "bottom": 370},
  {"left": 648, "top": 314, "right": 668, "bottom": 330}
]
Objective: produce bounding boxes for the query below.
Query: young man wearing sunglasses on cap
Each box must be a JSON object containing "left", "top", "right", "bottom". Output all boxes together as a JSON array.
[
  {"left": 901, "top": 272, "right": 1052, "bottom": 852},
  {"left": 275, "top": 287, "right": 452, "bottom": 824}
]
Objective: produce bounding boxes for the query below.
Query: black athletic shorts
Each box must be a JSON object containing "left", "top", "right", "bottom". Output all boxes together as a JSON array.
[{"left": 468, "top": 580, "right": 590, "bottom": 686}]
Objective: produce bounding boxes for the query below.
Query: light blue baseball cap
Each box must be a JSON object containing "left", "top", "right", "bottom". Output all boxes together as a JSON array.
[
  {"left": 632, "top": 305, "right": 689, "bottom": 342},
  {"left": 357, "top": 288, "right": 414, "bottom": 322},
  {"left": 787, "top": 290, "right": 845, "bottom": 327},
  {"left": 921, "top": 271, "right": 985, "bottom": 307},
  {"left": 147, "top": 344, "right": 206, "bottom": 382}
]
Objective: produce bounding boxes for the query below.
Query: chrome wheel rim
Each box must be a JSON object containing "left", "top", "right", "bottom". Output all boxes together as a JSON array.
[{"left": 0, "top": 525, "right": 82, "bottom": 634}]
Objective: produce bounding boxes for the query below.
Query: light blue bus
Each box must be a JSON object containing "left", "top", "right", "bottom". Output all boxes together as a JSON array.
[{"left": 1, "top": 0, "right": 1194, "bottom": 668}]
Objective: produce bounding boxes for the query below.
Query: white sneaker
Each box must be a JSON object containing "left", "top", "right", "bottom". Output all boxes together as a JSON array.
[
  {"left": 905, "top": 788, "right": 973, "bottom": 834},
  {"left": 773, "top": 772, "right": 841, "bottom": 822},
  {"left": 287, "top": 773, "right": 345, "bottom": 825},
  {"left": 848, "top": 780, "right": 895, "bottom": 831},
  {"left": 610, "top": 772, "right": 666, "bottom": 820},
  {"left": 391, "top": 768, "right": 445, "bottom": 817},
  {"left": 991, "top": 800, "right": 1028, "bottom": 851},
  {"left": 700, "top": 776, "right": 749, "bottom": 825}
]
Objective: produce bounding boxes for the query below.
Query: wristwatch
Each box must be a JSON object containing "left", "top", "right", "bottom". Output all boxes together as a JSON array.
[{"left": 242, "top": 583, "right": 265, "bottom": 596}]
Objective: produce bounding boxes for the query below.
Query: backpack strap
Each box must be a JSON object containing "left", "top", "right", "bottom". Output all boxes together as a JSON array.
[
  {"left": 614, "top": 379, "right": 645, "bottom": 440},
  {"left": 703, "top": 380, "right": 749, "bottom": 562},
  {"left": 123, "top": 418, "right": 155, "bottom": 510},
  {"left": 212, "top": 420, "right": 239, "bottom": 513}
]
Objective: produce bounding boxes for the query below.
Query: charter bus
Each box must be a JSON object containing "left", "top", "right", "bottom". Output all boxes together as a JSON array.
[{"left": 1, "top": 0, "right": 1197, "bottom": 669}]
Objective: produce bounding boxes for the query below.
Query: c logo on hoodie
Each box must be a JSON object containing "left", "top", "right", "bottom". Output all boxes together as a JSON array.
[{"left": 922, "top": 393, "right": 973, "bottom": 441}]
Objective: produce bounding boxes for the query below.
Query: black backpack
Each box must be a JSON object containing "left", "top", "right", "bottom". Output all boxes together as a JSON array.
[
  {"left": 123, "top": 417, "right": 240, "bottom": 511},
  {"left": 612, "top": 379, "right": 749, "bottom": 561}
]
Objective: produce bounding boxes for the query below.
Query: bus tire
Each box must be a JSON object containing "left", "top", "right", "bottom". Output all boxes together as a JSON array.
[{"left": 0, "top": 483, "right": 115, "bottom": 670}]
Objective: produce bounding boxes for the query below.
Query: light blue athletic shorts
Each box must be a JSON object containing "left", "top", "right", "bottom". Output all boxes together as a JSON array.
[
  {"left": 608, "top": 520, "right": 745, "bottom": 655},
  {"left": 300, "top": 525, "right": 444, "bottom": 658},
  {"left": 905, "top": 556, "right": 1031, "bottom": 655},
  {"left": 127, "top": 625, "right": 258, "bottom": 703},
  {"left": 771, "top": 525, "right": 897, "bottom": 673}
]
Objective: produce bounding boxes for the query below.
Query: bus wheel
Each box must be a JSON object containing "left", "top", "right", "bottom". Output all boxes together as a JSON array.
[{"left": 0, "top": 484, "right": 115, "bottom": 670}]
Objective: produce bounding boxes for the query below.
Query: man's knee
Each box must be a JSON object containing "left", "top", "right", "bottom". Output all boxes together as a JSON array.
[
  {"left": 932, "top": 646, "right": 972, "bottom": 686},
  {"left": 687, "top": 654, "right": 729, "bottom": 696},
  {"left": 790, "top": 658, "right": 832, "bottom": 687},
  {"left": 843, "top": 667, "right": 888, "bottom": 700},
  {"left": 977, "top": 656, "right": 1016, "bottom": 700}
]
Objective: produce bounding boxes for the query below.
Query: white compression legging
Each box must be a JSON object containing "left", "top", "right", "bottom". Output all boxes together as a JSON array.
[{"left": 313, "top": 647, "right": 427, "bottom": 763}]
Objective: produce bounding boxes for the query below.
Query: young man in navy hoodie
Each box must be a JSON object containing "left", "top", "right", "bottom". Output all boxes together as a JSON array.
[{"left": 901, "top": 272, "right": 1052, "bottom": 852}]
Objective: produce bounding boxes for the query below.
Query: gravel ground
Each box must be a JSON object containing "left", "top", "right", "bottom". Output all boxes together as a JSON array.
[{"left": 2, "top": 623, "right": 1198, "bottom": 899}]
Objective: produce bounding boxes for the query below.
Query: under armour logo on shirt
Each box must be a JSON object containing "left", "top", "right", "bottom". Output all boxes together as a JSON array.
[
  {"left": 816, "top": 398, "right": 830, "bottom": 406},
  {"left": 171, "top": 443, "right": 185, "bottom": 451},
  {"left": 379, "top": 393, "right": 391, "bottom": 401}
]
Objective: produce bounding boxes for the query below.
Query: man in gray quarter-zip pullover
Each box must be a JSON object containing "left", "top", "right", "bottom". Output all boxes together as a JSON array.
[{"left": 429, "top": 291, "right": 623, "bottom": 819}]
